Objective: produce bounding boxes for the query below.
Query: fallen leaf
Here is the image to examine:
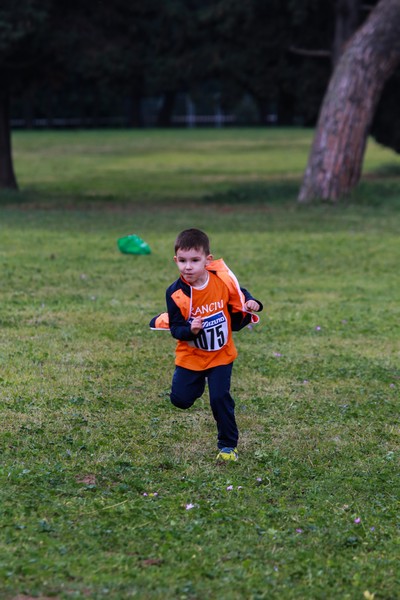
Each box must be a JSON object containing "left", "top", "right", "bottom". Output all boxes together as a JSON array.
[
  {"left": 76, "top": 474, "right": 96, "bottom": 486},
  {"left": 140, "top": 558, "right": 164, "bottom": 567}
]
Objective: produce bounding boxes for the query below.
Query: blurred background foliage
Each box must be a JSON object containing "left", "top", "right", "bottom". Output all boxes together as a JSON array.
[{"left": 3, "top": 0, "right": 397, "bottom": 145}]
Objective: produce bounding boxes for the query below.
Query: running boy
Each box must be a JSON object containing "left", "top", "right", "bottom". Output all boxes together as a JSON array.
[{"left": 150, "top": 228, "right": 263, "bottom": 461}]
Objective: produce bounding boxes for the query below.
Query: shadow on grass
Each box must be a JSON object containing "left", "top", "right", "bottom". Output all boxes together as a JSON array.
[
  {"left": 370, "top": 162, "right": 400, "bottom": 177},
  {"left": 349, "top": 179, "right": 400, "bottom": 208},
  {"left": 202, "top": 179, "right": 400, "bottom": 210},
  {"left": 0, "top": 189, "right": 32, "bottom": 206},
  {"left": 0, "top": 188, "right": 135, "bottom": 209},
  {"left": 202, "top": 181, "right": 300, "bottom": 205},
  {"left": 2, "top": 177, "right": 400, "bottom": 212}
]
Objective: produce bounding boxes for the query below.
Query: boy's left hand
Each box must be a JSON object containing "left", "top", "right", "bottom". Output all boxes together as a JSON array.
[
  {"left": 245, "top": 300, "right": 260, "bottom": 312},
  {"left": 190, "top": 316, "right": 203, "bottom": 334}
]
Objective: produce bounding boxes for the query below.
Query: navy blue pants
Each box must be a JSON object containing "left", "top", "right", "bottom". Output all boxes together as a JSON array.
[{"left": 170, "top": 363, "right": 238, "bottom": 450}]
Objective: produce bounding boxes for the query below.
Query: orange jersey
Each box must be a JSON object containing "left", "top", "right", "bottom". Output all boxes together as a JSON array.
[
  {"left": 175, "top": 272, "right": 238, "bottom": 370},
  {"left": 149, "top": 258, "right": 263, "bottom": 371}
]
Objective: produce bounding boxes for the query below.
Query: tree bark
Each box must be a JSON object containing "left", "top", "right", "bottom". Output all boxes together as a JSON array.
[
  {"left": 298, "top": 0, "right": 400, "bottom": 203},
  {"left": 0, "top": 89, "right": 18, "bottom": 190}
]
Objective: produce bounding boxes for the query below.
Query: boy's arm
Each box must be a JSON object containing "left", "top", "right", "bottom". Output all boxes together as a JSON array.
[
  {"left": 166, "top": 291, "right": 198, "bottom": 341},
  {"left": 230, "top": 287, "right": 263, "bottom": 331},
  {"left": 241, "top": 287, "right": 263, "bottom": 312}
]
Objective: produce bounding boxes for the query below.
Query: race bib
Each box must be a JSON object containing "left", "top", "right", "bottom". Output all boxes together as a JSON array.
[{"left": 189, "top": 311, "right": 228, "bottom": 352}]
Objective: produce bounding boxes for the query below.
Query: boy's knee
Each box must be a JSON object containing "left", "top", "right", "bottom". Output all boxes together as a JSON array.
[{"left": 170, "top": 393, "right": 195, "bottom": 410}]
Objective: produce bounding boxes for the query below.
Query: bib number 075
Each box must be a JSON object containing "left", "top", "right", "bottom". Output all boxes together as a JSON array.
[{"left": 194, "top": 324, "right": 226, "bottom": 351}]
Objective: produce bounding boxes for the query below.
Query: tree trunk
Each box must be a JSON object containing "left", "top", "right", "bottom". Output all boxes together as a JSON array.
[
  {"left": 126, "top": 91, "right": 143, "bottom": 128},
  {"left": 254, "top": 96, "right": 268, "bottom": 125},
  {"left": 298, "top": 0, "right": 400, "bottom": 203},
  {"left": 0, "top": 89, "right": 18, "bottom": 190},
  {"left": 156, "top": 91, "right": 176, "bottom": 127}
]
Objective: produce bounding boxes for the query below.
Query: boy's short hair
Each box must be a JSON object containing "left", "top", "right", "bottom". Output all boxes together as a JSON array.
[{"left": 175, "top": 228, "right": 210, "bottom": 255}]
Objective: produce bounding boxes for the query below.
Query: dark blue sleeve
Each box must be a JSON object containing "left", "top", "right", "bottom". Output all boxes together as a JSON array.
[
  {"left": 241, "top": 287, "right": 263, "bottom": 312},
  {"left": 166, "top": 290, "right": 197, "bottom": 341},
  {"left": 229, "top": 287, "right": 263, "bottom": 331}
]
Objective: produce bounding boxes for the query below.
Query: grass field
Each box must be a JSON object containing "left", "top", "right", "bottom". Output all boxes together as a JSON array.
[{"left": 0, "top": 128, "right": 399, "bottom": 599}]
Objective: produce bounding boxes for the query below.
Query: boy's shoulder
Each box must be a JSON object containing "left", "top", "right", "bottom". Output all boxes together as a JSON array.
[{"left": 166, "top": 277, "right": 190, "bottom": 297}]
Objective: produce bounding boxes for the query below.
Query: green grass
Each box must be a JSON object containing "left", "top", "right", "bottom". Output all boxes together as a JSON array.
[
  {"left": 12, "top": 128, "right": 310, "bottom": 200},
  {"left": 0, "top": 128, "right": 400, "bottom": 599}
]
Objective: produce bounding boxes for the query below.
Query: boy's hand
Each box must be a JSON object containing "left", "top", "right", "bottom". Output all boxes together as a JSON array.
[
  {"left": 191, "top": 316, "right": 203, "bottom": 334},
  {"left": 245, "top": 300, "right": 260, "bottom": 312}
]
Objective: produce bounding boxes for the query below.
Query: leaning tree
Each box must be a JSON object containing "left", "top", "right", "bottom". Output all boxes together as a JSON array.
[
  {"left": 298, "top": 0, "right": 400, "bottom": 203},
  {"left": 0, "top": 1, "right": 52, "bottom": 189}
]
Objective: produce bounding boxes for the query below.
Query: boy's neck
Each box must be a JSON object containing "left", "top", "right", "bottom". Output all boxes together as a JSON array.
[{"left": 190, "top": 271, "right": 209, "bottom": 289}]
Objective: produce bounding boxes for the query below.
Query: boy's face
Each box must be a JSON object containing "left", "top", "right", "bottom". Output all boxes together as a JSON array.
[{"left": 174, "top": 247, "right": 212, "bottom": 286}]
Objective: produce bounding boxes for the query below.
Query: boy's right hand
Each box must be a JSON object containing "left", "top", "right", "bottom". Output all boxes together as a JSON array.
[{"left": 190, "top": 316, "right": 203, "bottom": 334}]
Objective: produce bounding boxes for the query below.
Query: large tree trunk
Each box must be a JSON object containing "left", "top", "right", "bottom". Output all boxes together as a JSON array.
[
  {"left": 298, "top": 0, "right": 400, "bottom": 203},
  {"left": 0, "top": 89, "right": 18, "bottom": 190}
]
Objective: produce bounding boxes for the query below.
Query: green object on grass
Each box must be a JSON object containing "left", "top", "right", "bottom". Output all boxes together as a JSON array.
[{"left": 117, "top": 234, "right": 151, "bottom": 255}]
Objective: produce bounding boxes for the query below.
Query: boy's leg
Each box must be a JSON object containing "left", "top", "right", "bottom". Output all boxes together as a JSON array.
[
  {"left": 170, "top": 366, "right": 206, "bottom": 409},
  {"left": 207, "top": 363, "right": 238, "bottom": 450}
]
